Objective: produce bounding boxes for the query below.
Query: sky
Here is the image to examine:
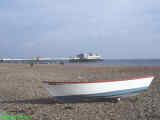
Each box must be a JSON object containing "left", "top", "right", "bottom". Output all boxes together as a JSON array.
[{"left": 0, "top": 0, "right": 160, "bottom": 59}]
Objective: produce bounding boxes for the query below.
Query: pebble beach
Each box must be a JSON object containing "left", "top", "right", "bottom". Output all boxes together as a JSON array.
[{"left": 0, "top": 64, "right": 160, "bottom": 120}]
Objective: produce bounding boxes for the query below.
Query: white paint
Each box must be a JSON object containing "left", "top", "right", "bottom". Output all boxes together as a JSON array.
[{"left": 44, "top": 76, "right": 154, "bottom": 97}]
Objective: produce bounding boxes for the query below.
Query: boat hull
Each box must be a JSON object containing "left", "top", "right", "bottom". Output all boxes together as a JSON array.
[{"left": 43, "top": 76, "right": 154, "bottom": 99}]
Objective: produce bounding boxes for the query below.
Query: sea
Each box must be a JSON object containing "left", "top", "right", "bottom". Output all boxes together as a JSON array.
[
  {"left": 78, "top": 59, "right": 160, "bottom": 66},
  {"left": 1, "top": 59, "right": 160, "bottom": 66}
]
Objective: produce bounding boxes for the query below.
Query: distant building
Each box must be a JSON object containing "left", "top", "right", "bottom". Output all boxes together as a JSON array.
[{"left": 70, "top": 53, "right": 104, "bottom": 62}]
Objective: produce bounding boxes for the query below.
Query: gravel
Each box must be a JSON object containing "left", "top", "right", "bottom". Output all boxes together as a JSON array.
[{"left": 0, "top": 64, "right": 160, "bottom": 120}]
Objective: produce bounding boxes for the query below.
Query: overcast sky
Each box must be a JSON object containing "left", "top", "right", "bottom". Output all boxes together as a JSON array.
[{"left": 0, "top": 0, "right": 159, "bottom": 59}]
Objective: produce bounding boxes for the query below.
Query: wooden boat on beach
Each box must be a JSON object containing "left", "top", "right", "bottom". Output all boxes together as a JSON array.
[{"left": 43, "top": 76, "right": 154, "bottom": 100}]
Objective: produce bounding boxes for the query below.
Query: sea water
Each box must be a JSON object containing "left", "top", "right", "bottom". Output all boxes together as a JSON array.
[
  {"left": 68, "top": 59, "right": 160, "bottom": 66},
  {"left": 87, "top": 59, "right": 160, "bottom": 66},
  {"left": 1, "top": 59, "right": 160, "bottom": 66}
]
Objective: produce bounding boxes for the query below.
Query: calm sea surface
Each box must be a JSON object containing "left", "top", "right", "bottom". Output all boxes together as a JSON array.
[
  {"left": 68, "top": 59, "right": 160, "bottom": 66},
  {"left": 1, "top": 59, "right": 160, "bottom": 66}
]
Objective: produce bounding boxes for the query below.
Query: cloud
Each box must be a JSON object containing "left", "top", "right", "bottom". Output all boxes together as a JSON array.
[{"left": 0, "top": 0, "right": 160, "bottom": 58}]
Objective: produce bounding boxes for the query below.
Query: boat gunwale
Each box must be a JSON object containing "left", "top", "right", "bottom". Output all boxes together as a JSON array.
[{"left": 43, "top": 75, "right": 154, "bottom": 85}]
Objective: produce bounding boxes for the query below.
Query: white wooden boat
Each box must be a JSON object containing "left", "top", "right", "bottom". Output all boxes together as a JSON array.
[{"left": 43, "top": 76, "right": 154, "bottom": 99}]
